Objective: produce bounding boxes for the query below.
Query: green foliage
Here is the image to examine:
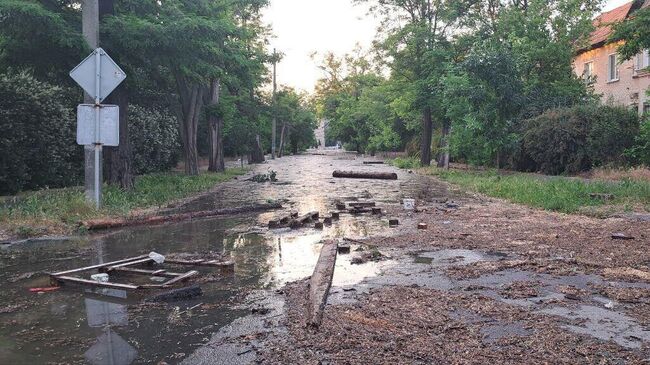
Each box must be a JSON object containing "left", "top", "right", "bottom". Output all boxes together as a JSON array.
[
  {"left": 274, "top": 88, "right": 317, "bottom": 154},
  {"left": 521, "top": 105, "right": 639, "bottom": 175},
  {"left": 388, "top": 157, "right": 420, "bottom": 169},
  {"left": 626, "top": 117, "right": 650, "bottom": 165},
  {"left": 611, "top": 7, "right": 650, "bottom": 61},
  {"left": 431, "top": 169, "right": 650, "bottom": 214},
  {"left": 128, "top": 105, "right": 181, "bottom": 175},
  {"left": 0, "top": 72, "right": 81, "bottom": 195},
  {"left": 0, "top": 0, "right": 87, "bottom": 81}
]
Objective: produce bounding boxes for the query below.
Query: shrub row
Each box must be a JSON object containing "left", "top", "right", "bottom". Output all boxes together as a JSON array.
[{"left": 0, "top": 72, "right": 180, "bottom": 195}]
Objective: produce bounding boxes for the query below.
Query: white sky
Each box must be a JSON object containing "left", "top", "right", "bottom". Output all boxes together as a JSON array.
[{"left": 263, "top": 0, "right": 629, "bottom": 93}]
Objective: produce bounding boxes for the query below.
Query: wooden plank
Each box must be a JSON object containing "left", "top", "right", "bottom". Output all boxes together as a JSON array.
[
  {"left": 307, "top": 240, "right": 338, "bottom": 327},
  {"left": 107, "top": 258, "right": 154, "bottom": 269},
  {"left": 53, "top": 275, "right": 140, "bottom": 290},
  {"left": 104, "top": 267, "right": 183, "bottom": 278},
  {"left": 290, "top": 211, "right": 319, "bottom": 229},
  {"left": 51, "top": 255, "right": 149, "bottom": 276},
  {"left": 163, "top": 270, "right": 199, "bottom": 286},
  {"left": 348, "top": 201, "right": 375, "bottom": 208}
]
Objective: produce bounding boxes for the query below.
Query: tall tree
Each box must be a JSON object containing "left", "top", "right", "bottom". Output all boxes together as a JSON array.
[{"left": 359, "top": 0, "right": 471, "bottom": 166}]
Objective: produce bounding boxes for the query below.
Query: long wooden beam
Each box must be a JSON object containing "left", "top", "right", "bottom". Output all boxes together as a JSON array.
[
  {"left": 103, "top": 267, "right": 184, "bottom": 278},
  {"left": 53, "top": 275, "right": 140, "bottom": 290},
  {"left": 50, "top": 255, "right": 149, "bottom": 276},
  {"left": 163, "top": 270, "right": 199, "bottom": 286},
  {"left": 307, "top": 240, "right": 338, "bottom": 327}
]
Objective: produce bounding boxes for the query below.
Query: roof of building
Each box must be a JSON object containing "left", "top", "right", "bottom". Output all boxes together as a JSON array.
[{"left": 589, "top": 1, "right": 634, "bottom": 47}]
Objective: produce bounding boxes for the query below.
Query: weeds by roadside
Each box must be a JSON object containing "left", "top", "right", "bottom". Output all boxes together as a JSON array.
[
  {"left": 422, "top": 168, "right": 650, "bottom": 216},
  {"left": 0, "top": 168, "right": 248, "bottom": 239},
  {"left": 387, "top": 157, "right": 420, "bottom": 169}
]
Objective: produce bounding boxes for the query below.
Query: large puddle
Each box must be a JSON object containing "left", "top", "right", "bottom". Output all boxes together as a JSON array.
[{"left": 0, "top": 152, "right": 445, "bottom": 364}]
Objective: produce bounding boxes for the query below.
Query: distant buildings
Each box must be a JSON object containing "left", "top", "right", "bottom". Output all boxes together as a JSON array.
[
  {"left": 315, "top": 119, "right": 328, "bottom": 149},
  {"left": 573, "top": 0, "right": 650, "bottom": 115}
]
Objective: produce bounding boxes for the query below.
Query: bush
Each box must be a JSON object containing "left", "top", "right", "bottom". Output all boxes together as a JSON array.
[
  {"left": 128, "top": 105, "right": 181, "bottom": 175},
  {"left": 625, "top": 117, "right": 650, "bottom": 165},
  {"left": 520, "top": 105, "right": 639, "bottom": 175},
  {"left": 0, "top": 72, "right": 82, "bottom": 195}
]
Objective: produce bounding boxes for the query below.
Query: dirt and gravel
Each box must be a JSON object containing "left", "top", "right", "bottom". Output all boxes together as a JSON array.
[{"left": 247, "top": 153, "right": 650, "bottom": 364}]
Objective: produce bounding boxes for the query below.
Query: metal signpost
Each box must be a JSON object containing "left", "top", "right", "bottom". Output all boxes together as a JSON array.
[{"left": 70, "top": 47, "right": 126, "bottom": 208}]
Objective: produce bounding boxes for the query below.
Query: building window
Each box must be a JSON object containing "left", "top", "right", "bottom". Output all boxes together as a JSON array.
[
  {"left": 634, "top": 50, "right": 650, "bottom": 75},
  {"left": 583, "top": 61, "right": 594, "bottom": 80},
  {"left": 608, "top": 53, "right": 619, "bottom": 82},
  {"left": 644, "top": 103, "right": 650, "bottom": 116}
]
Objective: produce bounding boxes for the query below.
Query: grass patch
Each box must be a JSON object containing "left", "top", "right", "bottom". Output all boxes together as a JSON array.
[
  {"left": 424, "top": 168, "right": 650, "bottom": 215},
  {"left": 387, "top": 156, "right": 420, "bottom": 169},
  {"left": 0, "top": 168, "right": 247, "bottom": 238}
]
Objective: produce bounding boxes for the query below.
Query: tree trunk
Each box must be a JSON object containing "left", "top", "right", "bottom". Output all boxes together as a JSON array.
[
  {"left": 249, "top": 134, "right": 265, "bottom": 164},
  {"left": 176, "top": 74, "right": 203, "bottom": 176},
  {"left": 104, "top": 84, "right": 134, "bottom": 189},
  {"left": 207, "top": 79, "right": 225, "bottom": 172},
  {"left": 278, "top": 122, "right": 287, "bottom": 157},
  {"left": 437, "top": 119, "right": 450, "bottom": 169},
  {"left": 420, "top": 107, "right": 433, "bottom": 166}
]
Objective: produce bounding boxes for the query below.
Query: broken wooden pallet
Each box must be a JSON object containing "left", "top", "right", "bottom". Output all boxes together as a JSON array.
[{"left": 49, "top": 254, "right": 232, "bottom": 291}]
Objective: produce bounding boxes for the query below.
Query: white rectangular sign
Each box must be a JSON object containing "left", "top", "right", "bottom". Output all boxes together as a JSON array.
[{"left": 76, "top": 104, "right": 119, "bottom": 146}]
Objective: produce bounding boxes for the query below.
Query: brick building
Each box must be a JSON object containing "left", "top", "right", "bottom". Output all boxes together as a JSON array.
[{"left": 572, "top": 0, "right": 650, "bottom": 115}]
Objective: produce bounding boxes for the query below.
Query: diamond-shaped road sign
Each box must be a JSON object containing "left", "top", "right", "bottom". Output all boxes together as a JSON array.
[{"left": 70, "top": 48, "right": 126, "bottom": 102}]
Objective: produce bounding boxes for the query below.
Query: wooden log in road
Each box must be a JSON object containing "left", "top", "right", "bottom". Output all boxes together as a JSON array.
[
  {"left": 332, "top": 170, "right": 397, "bottom": 180},
  {"left": 81, "top": 202, "right": 282, "bottom": 230},
  {"left": 307, "top": 240, "right": 338, "bottom": 327}
]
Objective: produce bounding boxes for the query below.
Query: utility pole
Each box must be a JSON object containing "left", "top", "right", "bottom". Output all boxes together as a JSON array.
[
  {"left": 271, "top": 48, "right": 277, "bottom": 159},
  {"left": 82, "top": 0, "right": 101, "bottom": 207}
]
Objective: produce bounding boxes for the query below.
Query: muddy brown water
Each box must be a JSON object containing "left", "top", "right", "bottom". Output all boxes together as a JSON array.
[{"left": 0, "top": 152, "right": 451, "bottom": 364}]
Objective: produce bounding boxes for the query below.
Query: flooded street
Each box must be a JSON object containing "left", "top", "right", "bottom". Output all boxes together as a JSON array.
[
  {"left": 2, "top": 151, "right": 650, "bottom": 364},
  {"left": 0, "top": 152, "right": 449, "bottom": 364}
]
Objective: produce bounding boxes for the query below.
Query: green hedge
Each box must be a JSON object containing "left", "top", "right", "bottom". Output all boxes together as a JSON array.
[
  {"left": 0, "top": 72, "right": 82, "bottom": 195},
  {"left": 520, "top": 105, "right": 639, "bottom": 175},
  {"left": 0, "top": 72, "right": 182, "bottom": 195},
  {"left": 128, "top": 105, "right": 180, "bottom": 175}
]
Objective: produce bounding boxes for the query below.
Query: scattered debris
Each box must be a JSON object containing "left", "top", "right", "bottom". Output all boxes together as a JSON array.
[
  {"left": 247, "top": 170, "right": 278, "bottom": 183},
  {"left": 337, "top": 244, "right": 351, "bottom": 254},
  {"left": 146, "top": 285, "right": 203, "bottom": 302},
  {"left": 590, "top": 193, "right": 614, "bottom": 200},
  {"left": 371, "top": 207, "right": 382, "bottom": 215},
  {"left": 314, "top": 222, "right": 324, "bottom": 229},
  {"left": 290, "top": 211, "right": 320, "bottom": 229},
  {"left": 350, "top": 248, "right": 384, "bottom": 265},
  {"left": 389, "top": 218, "right": 399, "bottom": 227},
  {"left": 268, "top": 211, "right": 299, "bottom": 228},
  {"left": 611, "top": 233, "right": 635, "bottom": 240},
  {"left": 603, "top": 267, "right": 650, "bottom": 281},
  {"left": 332, "top": 171, "right": 398, "bottom": 180},
  {"left": 418, "top": 223, "right": 428, "bottom": 230},
  {"left": 362, "top": 161, "right": 385, "bottom": 165},
  {"left": 28, "top": 287, "right": 60, "bottom": 293}
]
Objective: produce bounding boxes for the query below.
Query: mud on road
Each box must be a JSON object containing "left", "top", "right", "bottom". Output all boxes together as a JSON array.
[{"left": 1, "top": 151, "right": 649, "bottom": 364}]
